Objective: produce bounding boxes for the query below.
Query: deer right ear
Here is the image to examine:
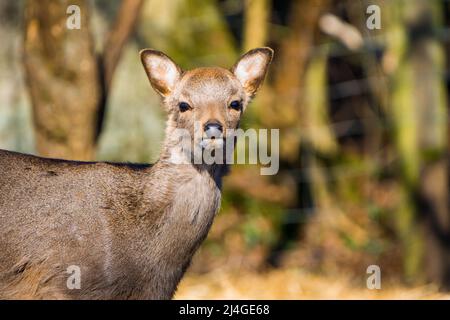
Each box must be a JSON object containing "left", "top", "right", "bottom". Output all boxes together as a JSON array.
[{"left": 140, "top": 49, "right": 182, "bottom": 97}]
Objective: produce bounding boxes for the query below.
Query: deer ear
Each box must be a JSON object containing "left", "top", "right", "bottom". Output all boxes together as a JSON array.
[
  {"left": 140, "top": 49, "right": 182, "bottom": 97},
  {"left": 231, "top": 47, "right": 273, "bottom": 97}
]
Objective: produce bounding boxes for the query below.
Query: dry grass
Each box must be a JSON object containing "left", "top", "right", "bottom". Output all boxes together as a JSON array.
[{"left": 175, "top": 268, "right": 450, "bottom": 300}]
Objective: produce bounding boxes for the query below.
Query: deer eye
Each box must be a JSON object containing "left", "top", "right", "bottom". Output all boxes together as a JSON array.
[
  {"left": 229, "top": 100, "right": 242, "bottom": 111},
  {"left": 178, "top": 102, "right": 191, "bottom": 112}
]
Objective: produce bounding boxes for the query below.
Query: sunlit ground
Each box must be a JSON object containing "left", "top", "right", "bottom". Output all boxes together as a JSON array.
[{"left": 175, "top": 269, "right": 450, "bottom": 300}]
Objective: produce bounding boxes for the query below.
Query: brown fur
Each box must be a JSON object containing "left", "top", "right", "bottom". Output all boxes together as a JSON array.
[{"left": 0, "top": 48, "right": 273, "bottom": 299}]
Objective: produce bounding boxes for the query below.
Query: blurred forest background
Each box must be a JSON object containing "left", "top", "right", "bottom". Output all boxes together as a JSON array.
[{"left": 0, "top": 0, "right": 449, "bottom": 299}]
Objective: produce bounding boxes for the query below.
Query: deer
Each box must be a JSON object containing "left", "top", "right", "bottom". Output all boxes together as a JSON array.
[{"left": 0, "top": 47, "right": 273, "bottom": 299}]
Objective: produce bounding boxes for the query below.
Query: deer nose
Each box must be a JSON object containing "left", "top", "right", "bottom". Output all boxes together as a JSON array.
[{"left": 204, "top": 121, "right": 223, "bottom": 138}]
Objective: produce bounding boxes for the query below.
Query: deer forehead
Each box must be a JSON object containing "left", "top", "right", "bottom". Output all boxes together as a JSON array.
[{"left": 175, "top": 67, "right": 243, "bottom": 103}]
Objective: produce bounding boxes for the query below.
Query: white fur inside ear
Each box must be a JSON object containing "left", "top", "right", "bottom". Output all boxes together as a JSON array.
[
  {"left": 234, "top": 53, "right": 267, "bottom": 88},
  {"left": 148, "top": 55, "right": 179, "bottom": 90},
  {"left": 141, "top": 51, "right": 181, "bottom": 96}
]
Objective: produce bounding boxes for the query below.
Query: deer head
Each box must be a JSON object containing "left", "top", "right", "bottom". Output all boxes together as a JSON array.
[{"left": 140, "top": 47, "right": 273, "bottom": 164}]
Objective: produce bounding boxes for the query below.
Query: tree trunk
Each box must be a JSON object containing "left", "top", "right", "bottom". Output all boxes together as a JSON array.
[
  {"left": 24, "top": 0, "right": 100, "bottom": 160},
  {"left": 265, "top": 0, "right": 330, "bottom": 267},
  {"left": 386, "top": 0, "right": 449, "bottom": 286},
  {"left": 243, "top": 0, "right": 270, "bottom": 51},
  {"left": 410, "top": 2, "right": 450, "bottom": 288},
  {"left": 24, "top": 0, "right": 143, "bottom": 160}
]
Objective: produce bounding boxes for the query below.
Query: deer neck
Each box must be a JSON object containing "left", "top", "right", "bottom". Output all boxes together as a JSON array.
[
  {"left": 157, "top": 130, "right": 229, "bottom": 190},
  {"left": 138, "top": 135, "right": 227, "bottom": 254}
]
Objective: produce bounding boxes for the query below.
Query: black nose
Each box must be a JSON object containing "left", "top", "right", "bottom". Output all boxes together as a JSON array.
[{"left": 203, "top": 121, "right": 223, "bottom": 133}]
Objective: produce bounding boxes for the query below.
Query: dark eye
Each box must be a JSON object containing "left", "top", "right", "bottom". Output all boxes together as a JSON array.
[
  {"left": 229, "top": 100, "right": 242, "bottom": 111},
  {"left": 178, "top": 102, "right": 191, "bottom": 112}
]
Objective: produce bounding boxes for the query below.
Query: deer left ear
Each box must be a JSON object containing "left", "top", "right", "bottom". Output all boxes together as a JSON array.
[{"left": 231, "top": 47, "right": 273, "bottom": 97}]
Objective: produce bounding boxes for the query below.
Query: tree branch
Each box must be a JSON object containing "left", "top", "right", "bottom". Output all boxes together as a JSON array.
[
  {"left": 95, "top": 0, "right": 144, "bottom": 141},
  {"left": 102, "top": 0, "right": 144, "bottom": 91}
]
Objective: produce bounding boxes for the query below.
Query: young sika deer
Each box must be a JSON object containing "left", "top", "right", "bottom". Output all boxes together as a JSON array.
[{"left": 0, "top": 48, "right": 273, "bottom": 299}]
